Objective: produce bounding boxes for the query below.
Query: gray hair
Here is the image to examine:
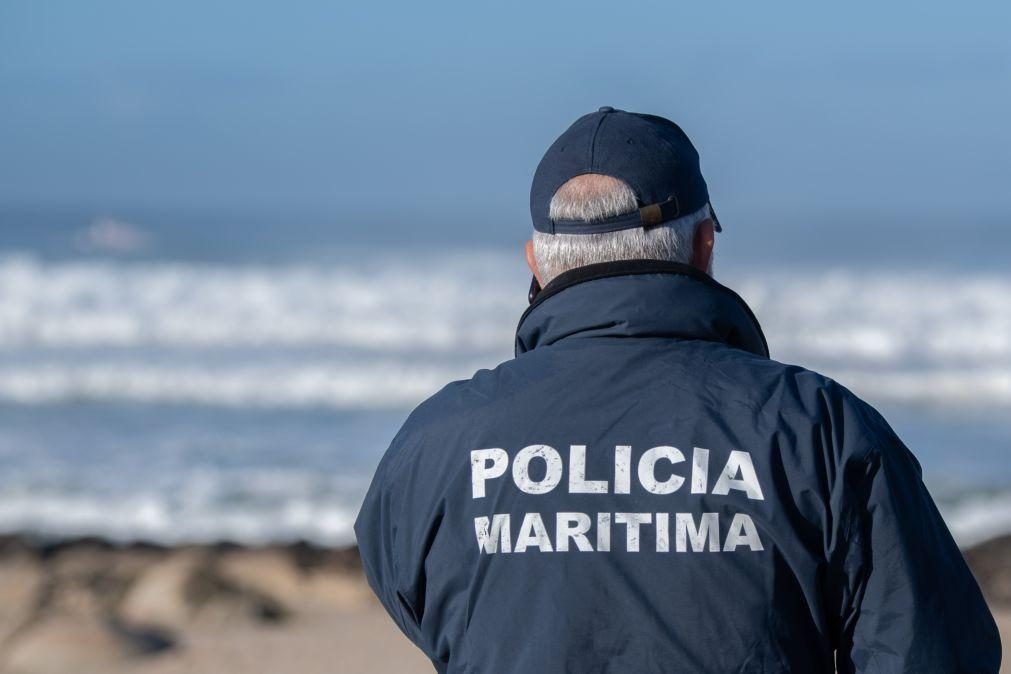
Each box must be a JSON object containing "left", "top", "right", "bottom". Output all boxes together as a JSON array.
[{"left": 533, "top": 174, "right": 712, "bottom": 285}]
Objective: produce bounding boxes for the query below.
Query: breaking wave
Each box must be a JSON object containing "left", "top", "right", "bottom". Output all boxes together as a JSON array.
[
  {"left": 0, "top": 486, "right": 359, "bottom": 546},
  {"left": 940, "top": 491, "right": 1011, "bottom": 548},
  {"left": 0, "top": 357, "right": 478, "bottom": 410},
  {"left": 0, "top": 486, "right": 1007, "bottom": 548},
  {"left": 0, "top": 254, "right": 1008, "bottom": 410}
]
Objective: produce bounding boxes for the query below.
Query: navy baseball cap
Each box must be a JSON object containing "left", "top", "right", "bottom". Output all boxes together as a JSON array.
[{"left": 530, "top": 107, "right": 720, "bottom": 234}]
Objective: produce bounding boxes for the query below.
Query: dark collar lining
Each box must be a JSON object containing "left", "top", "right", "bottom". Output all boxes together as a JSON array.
[{"left": 517, "top": 259, "right": 769, "bottom": 357}]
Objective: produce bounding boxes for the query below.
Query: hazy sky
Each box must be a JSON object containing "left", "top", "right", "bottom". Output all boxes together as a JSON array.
[{"left": 1, "top": 1, "right": 1009, "bottom": 237}]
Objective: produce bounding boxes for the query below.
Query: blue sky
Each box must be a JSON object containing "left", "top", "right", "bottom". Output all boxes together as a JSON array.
[{"left": 1, "top": 1, "right": 1009, "bottom": 242}]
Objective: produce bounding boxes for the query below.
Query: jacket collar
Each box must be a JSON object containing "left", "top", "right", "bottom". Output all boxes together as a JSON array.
[{"left": 515, "top": 260, "right": 769, "bottom": 358}]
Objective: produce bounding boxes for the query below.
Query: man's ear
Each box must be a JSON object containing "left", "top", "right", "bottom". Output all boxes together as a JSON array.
[
  {"left": 525, "top": 240, "right": 543, "bottom": 285},
  {"left": 692, "top": 219, "right": 715, "bottom": 274}
]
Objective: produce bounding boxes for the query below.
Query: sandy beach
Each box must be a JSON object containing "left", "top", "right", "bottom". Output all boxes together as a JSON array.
[{"left": 0, "top": 534, "right": 1005, "bottom": 673}]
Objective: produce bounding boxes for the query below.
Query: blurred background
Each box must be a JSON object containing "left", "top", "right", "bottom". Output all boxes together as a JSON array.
[{"left": 0, "top": 1, "right": 1009, "bottom": 672}]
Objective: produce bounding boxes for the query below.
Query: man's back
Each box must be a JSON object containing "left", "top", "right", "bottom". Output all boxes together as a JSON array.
[{"left": 356, "top": 261, "right": 1001, "bottom": 673}]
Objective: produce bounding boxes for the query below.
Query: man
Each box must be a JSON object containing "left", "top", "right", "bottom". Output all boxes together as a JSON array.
[{"left": 355, "top": 107, "right": 1000, "bottom": 673}]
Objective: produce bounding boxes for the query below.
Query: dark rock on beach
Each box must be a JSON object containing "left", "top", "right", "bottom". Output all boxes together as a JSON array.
[
  {"left": 0, "top": 533, "right": 1006, "bottom": 673},
  {"left": 0, "top": 535, "right": 386, "bottom": 674}
]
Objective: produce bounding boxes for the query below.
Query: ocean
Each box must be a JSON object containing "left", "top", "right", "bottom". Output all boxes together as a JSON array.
[{"left": 1, "top": 208, "right": 1009, "bottom": 548}]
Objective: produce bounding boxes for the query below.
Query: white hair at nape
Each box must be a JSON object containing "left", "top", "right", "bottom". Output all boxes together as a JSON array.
[{"left": 533, "top": 174, "right": 712, "bottom": 286}]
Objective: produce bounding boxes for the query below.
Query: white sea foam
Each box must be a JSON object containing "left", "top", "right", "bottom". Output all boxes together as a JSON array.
[
  {"left": 0, "top": 254, "right": 1008, "bottom": 410},
  {"left": 0, "top": 358, "right": 477, "bottom": 409},
  {"left": 0, "top": 253, "right": 519, "bottom": 351},
  {"left": 940, "top": 491, "right": 1011, "bottom": 548},
  {"left": 0, "top": 480, "right": 359, "bottom": 546},
  {"left": 0, "top": 479, "right": 1007, "bottom": 549},
  {"left": 742, "top": 271, "right": 1011, "bottom": 368}
]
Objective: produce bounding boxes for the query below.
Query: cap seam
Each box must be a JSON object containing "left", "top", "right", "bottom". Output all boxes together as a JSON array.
[{"left": 587, "top": 113, "right": 609, "bottom": 172}]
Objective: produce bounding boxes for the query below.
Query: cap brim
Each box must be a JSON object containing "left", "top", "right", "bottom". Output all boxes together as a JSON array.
[{"left": 709, "top": 202, "right": 723, "bottom": 232}]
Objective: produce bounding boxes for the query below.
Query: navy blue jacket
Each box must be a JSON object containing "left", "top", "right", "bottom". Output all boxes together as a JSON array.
[{"left": 355, "top": 260, "right": 1000, "bottom": 673}]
